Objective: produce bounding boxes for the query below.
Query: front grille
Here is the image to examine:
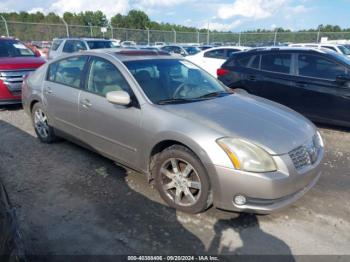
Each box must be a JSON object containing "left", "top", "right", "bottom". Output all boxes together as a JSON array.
[
  {"left": 0, "top": 69, "right": 34, "bottom": 95},
  {"left": 289, "top": 146, "right": 312, "bottom": 170},
  {"left": 289, "top": 134, "right": 320, "bottom": 171}
]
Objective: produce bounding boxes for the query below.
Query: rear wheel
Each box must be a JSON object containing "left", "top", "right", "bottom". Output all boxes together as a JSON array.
[
  {"left": 153, "top": 145, "right": 212, "bottom": 213},
  {"left": 32, "top": 102, "right": 59, "bottom": 143}
]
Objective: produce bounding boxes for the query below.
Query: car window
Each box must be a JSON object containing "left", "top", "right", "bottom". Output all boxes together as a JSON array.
[
  {"left": 321, "top": 46, "right": 337, "bottom": 52},
  {"left": 250, "top": 55, "right": 260, "bottom": 69},
  {"left": 86, "top": 41, "right": 113, "bottom": 49},
  {"left": 226, "top": 49, "right": 240, "bottom": 58},
  {"left": 63, "top": 40, "right": 87, "bottom": 53},
  {"left": 51, "top": 40, "right": 63, "bottom": 51},
  {"left": 86, "top": 57, "right": 130, "bottom": 97},
  {"left": 298, "top": 54, "right": 346, "bottom": 80},
  {"left": 204, "top": 49, "right": 225, "bottom": 59},
  {"left": 0, "top": 40, "right": 35, "bottom": 57},
  {"left": 261, "top": 53, "right": 291, "bottom": 74},
  {"left": 47, "top": 56, "right": 87, "bottom": 88}
]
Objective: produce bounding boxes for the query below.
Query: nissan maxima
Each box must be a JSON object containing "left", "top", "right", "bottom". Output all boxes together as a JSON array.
[{"left": 22, "top": 49, "right": 324, "bottom": 214}]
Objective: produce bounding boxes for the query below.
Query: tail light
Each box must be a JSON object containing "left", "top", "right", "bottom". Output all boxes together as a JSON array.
[{"left": 217, "top": 68, "right": 229, "bottom": 77}]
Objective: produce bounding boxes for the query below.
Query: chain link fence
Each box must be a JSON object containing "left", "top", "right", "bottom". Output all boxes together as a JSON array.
[{"left": 1, "top": 20, "right": 350, "bottom": 46}]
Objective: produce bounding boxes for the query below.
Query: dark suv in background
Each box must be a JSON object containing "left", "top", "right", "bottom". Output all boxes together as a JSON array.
[{"left": 218, "top": 47, "right": 350, "bottom": 127}]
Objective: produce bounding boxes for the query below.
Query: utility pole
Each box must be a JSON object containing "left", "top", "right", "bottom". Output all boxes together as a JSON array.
[
  {"left": 88, "top": 22, "right": 93, "bottom": 37},
  {"left": 0, "top": 15, "right": 9, "bottom": 37}
]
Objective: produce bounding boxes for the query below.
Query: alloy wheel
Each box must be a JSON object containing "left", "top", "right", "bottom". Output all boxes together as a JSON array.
[
  {"left": 160, "top": 158, "right": 202, "bottom": 207},
  {"left": 34, "top": 108, "right": 49, "bottom": 139}
]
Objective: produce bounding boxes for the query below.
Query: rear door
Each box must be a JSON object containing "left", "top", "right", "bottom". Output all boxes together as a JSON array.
[
  {"left": 293, "top": 53, "right": 349, "bottom": 124},
  {"left": 44, "top": 55, "right": 88, "bottom": 137},
  {"left": 256, "top": 52, "right": 296, "bottom": 107},
  {"left": 78, "top": 56, "right": 142, "bottom": 166}
]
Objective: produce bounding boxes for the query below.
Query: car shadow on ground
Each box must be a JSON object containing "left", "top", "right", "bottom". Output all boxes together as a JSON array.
[
  {"left": 0, "top": 104, "right": 22, "bottom": 111},
  {"left": 0, "top": 119, "right": 294, "bottom": 258}
]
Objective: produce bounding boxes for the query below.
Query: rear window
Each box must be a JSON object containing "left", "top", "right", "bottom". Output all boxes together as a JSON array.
[
  {"left": 204, "top": 49, "right": 225, "bottom": 59},
  {"left": 47, "top": 56, "right": 87, "bottom": 88},
  {"left": 86, "top": 41, "right": 113, "bottom": 49},
  {"left": 261, "top": 53, "right": 291, "bottom": 74},
  {"left": 0, "top": 40, "right": 35, "bottom": 57}
]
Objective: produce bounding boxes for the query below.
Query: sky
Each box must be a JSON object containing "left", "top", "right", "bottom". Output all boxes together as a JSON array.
[{"left": 0, "top": 0, "right": 349, "bottom": 31}]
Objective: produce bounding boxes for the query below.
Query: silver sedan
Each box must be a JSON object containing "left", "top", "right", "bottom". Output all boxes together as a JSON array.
[{"left": 22, "top": 49, "right": 324, "bottom": 214}]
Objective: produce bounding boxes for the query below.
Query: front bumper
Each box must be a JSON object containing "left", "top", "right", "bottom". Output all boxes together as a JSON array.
[
  {"left": 206, "top": 148, "right": 324, "bottom": 214},
  {"left": 0, "top": 81, "right": 21, "bottom": 105}
]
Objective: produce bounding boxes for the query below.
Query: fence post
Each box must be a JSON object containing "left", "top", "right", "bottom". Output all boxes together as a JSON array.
[
  {"left": 88, "top": 23, "right": 93, "bottom": 37},
  {"left": 0, "top": 15, "right": 9, "bottom": 37},
  {"left": 109, "top": 24, "right": 114, "bottom": 39},
  {"left": 206, "top": 22, "right": 210, "bottom": 45},
  {"left": 172, "top": 28, "right": 176, "bottom": 43},
  {"left": 146, "top": 27, "right": 150, "bottom": 45},
  {"left": 316, "top": 26, "right": 322, "bottom": 43},
  {"left": 196, "top": 30, "right": 199, "bottom": 44},
  {"left": 274, "top": 29, "right": 278, "bottom": 46},
  {"left": 61, "top": 17, "right": 69, "bottom": 37}
]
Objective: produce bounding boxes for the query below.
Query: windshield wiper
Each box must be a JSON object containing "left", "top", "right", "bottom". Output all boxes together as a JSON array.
[
  {"left": 198, "top": 91, "right": 232, "bottom": 99},
  {"left": 157, "top": 98, "right": 198, "bottom": 105}
]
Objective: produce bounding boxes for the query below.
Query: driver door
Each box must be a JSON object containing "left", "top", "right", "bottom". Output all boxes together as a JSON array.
[{"left": 78, "top": 56, "right": 142, "bottom": 167}]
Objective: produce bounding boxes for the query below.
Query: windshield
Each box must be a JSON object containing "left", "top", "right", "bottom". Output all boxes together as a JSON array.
[
  {"left": 87, "top": 40, "right": 113, "bottom": 49},
  {"left": 124, "top": 59, "right": 231, "bottom": 104},
  {"left": 338, "top": 45, "right": 350, "bottom": 56},
  {"left": 0, "top": 40, "right": 35, "bottom": 57},
  {"left": 183, "top": 46, "right": 201, "bottom": 55}
]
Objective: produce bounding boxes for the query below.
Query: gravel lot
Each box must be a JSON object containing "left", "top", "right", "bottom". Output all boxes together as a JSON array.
[{"left": 0, "top": 105, "right": 349, "bottom": 257}]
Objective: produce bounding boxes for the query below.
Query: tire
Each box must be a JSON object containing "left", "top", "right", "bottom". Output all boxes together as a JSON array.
[
  {"left": 31, "top": 102, "right": 59, "bottom": 143},
  {"left": 153, "top": 145, "right": 212, "bottom": 214}
]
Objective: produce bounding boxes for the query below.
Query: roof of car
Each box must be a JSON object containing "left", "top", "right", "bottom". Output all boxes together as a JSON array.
[
  {"left": 88, "top": 48, "right": 175, "bottom": 61},
  {"left": 53, "top": 37, "right": 112, "bottom": 41},
  {"left": 246, "top": 46, "right": 333, "bottom": 54},
  {"left": 290, "top": 43, "right": 342, "bottom": 47}
]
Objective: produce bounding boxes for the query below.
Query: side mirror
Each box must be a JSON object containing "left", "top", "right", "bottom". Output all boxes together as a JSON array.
[{"left": 106, "top": 91, "right": 131, "bottom": 106}]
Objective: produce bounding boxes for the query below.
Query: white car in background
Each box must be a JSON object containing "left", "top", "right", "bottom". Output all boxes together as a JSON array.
[
  {"left": 289, "top": 43, "right": 350, "bottom": 58},
  {"left": 186, "top": 46, "right": 249, "bottom": 77}
]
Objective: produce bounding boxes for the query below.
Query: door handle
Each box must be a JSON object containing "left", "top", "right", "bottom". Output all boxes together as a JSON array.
[
  {"left": 45, "top": 87, "right": 53, "bottom": 94},
  {"left": 80, "top": 99, "right": 92, "bottom": 108},
  {"left": 247, "top": 75, "right": 257, "bottom": 81}
]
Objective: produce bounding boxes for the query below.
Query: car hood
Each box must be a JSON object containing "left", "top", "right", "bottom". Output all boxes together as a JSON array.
[
  {"left": 161, "top": 94, "right": 316, "bottom": 155},
  {"left": 0, "top": 57, "right": 45, "bottom": 70}
]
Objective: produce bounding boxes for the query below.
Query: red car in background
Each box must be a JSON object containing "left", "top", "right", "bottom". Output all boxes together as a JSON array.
[{"left": 0, "top": 38, "right": 45, "bottom": 105}]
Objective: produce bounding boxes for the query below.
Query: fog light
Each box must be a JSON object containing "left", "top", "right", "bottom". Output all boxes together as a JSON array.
[{"left": 234, "top": 195, "right": 246, "bottom": 206}]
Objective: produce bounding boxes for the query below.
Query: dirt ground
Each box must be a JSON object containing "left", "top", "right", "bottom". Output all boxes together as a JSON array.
[{"left": 0, "top": 106, "right": 349, "bottom": 257}]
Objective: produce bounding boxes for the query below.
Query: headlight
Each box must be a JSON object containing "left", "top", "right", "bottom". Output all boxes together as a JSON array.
[{"left": 217, "top": 138, "right": 277, "bottom": 173}]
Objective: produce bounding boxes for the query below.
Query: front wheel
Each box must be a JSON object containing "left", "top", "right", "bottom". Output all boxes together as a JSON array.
[
  {"left": 153, "top": 145, "right": 212, "bottom": 213},
  {"left": 32, "top": 102, "right": 59, "bottom": 143}
]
